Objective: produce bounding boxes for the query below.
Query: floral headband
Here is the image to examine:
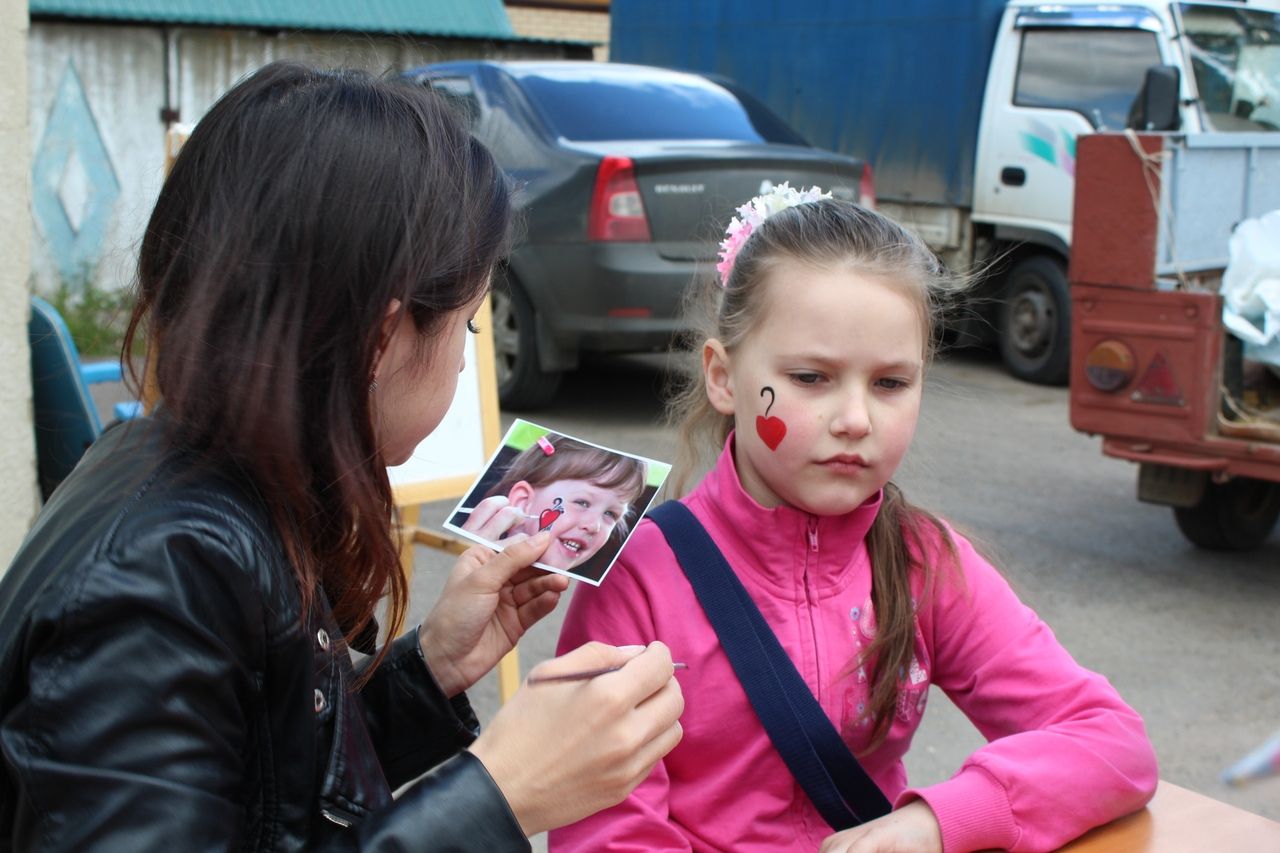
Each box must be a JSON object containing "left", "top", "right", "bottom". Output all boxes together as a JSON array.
[{"left": 716, "top": 182, "right": 831, "bottom": 286}]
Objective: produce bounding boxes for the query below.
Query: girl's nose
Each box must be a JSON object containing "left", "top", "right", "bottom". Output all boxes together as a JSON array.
[
  {"left": 830, "top": 391, "right": 872, "bottom": 437},
  {"left": 580, "top": 513, "right": 603, "bottom": 533}
]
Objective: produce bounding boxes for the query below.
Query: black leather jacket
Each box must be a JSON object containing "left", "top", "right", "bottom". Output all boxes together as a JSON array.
[{"left": 0, "top": 418, "right": 529, "bottom": 851}]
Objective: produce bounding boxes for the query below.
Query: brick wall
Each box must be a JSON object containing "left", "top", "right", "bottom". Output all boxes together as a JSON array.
[{"left": 507, "top": 6, "right": 608, "bottom": 60}]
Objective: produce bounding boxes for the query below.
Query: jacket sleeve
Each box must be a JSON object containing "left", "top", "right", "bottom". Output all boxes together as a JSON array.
[
  {"left": 2, "top": 519, "right": 530, "bottom": 853},
  {"left": 548, "top": 530, "right": 693, "bottom": 853},
  {"left": 901, "top": 531, "right": 1159, "bottom": 853},
  {"left": 354, "top": 628, "right": 482, "bottom": 789},
  {"left": 3, "top": 525, "right": 272, "bottom": 851}
]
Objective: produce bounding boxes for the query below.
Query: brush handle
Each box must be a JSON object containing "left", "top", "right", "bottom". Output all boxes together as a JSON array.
[{"left": 528, "top": 662, "right": 688, "bottom": 685}]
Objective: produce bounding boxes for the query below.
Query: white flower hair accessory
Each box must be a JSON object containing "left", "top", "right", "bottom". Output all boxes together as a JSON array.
[{"left": 716, "top": 182, "right": 831, "bottom": 286}]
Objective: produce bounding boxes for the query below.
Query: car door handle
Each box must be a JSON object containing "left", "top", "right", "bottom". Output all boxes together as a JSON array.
[{"left": 1001, "top": 167, "right": 1026, "bottom": 187}]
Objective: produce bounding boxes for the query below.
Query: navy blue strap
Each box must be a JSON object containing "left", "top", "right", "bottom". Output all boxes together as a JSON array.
[{"left": 648, "top": 501, "right": 891, "bottom": 831}]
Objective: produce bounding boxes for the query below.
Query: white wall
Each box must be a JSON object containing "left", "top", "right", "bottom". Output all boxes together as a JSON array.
[
  {"left": 1, "top": 0, "right": 38, "bottom": 567},
  {"left": 27, "top": 21, "right": 575, "bottom": 298}
]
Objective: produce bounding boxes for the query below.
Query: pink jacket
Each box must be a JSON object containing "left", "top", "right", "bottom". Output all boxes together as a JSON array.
[{"left": 551, "top": 442, "right": 1157, "bottom": 852}]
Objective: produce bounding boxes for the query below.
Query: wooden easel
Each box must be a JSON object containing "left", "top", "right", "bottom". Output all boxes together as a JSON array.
[{"left": 158, "top": 124, "right": 521, "bottom": 702}]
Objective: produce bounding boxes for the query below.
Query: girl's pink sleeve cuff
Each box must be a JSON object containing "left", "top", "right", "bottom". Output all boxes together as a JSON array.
[{"left": 899, "top": 765, "right": 1020, "bottom": 853}]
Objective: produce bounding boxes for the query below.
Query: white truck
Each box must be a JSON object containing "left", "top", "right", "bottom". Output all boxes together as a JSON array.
[{"left": 611, "top": 0, "right": 1280, "bottom": 383}]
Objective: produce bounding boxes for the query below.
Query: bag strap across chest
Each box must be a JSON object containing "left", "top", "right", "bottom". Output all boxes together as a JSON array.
[{"left": 647, "top": 501, "right": 892, "bottom": 831}]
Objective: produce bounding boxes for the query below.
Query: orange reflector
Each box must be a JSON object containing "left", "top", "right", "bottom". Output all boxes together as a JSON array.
[
  {"left": 1132, "top": 352, "right": 1185, "bottom": 406},
  {"left": 1085, "top": 340, "right": 1136, "bottom": 392},
  {"left": 607, "top": 307, "right": 652, "bottom": 318}
]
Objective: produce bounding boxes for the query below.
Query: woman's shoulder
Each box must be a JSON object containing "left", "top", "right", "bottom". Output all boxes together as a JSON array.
[{"left": 11, "top": 420, "right": 297, "bottom": 628}]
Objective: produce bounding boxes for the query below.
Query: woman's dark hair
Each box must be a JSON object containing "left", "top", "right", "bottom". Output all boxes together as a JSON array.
[{"left": 124, "top": 61, "right": 511, "bottom": 671}]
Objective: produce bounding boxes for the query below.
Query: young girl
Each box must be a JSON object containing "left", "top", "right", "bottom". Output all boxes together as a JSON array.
[
  {"left": 456, "top": 433, "right": 648, "bottom": 576},
  {"left": 552, "top": 188, "right": 1158, "bottom": 852}
]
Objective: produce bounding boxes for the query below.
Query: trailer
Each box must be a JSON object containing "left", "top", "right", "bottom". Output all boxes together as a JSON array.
[{"left": 1068, "top": 132, "right": 1280, "bottom": 549}]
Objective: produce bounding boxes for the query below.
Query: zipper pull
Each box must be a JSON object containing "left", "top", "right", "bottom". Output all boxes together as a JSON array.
[{"left": 807, "top": 518, "right": 819, "bottom": 552}]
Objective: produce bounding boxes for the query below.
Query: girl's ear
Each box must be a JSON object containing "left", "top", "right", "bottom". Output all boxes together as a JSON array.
[
  {"left": 506, "top": 480, "right": 535, "bottom": 510},
  {"left": 703, "top": 338, "right": 735, "bottom": 417}
]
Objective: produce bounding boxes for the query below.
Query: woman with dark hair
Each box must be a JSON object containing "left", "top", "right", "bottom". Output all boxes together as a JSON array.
[{"left": 0, "top": 62, "right": 683, "bottom": 850}]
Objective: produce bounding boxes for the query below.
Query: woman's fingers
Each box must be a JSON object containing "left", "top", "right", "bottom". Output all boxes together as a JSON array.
[
  {"left": 460, "top": 497, "right": 529, "bottom": 541},
  {"left": 472, "top": 642, "right": 685, "bottom": 836},
  {"left": 467, "top": 531, "right": 552, "bottom": 591}
]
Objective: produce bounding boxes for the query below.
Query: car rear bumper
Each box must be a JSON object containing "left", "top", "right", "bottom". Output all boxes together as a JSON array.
[{"left": 512, "top": 241, "right": 707, "bottom": 357}]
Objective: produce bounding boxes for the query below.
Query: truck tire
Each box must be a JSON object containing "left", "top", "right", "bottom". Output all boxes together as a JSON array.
[
  {"left": 1173, "top": 477, "right": 1280, "bottom": 551},
  {"left": 999, "top": 255, "right": 1070, "bottom": 386},
  {"left": 491, "top": 277, "right": 562, "bottom": 410}
]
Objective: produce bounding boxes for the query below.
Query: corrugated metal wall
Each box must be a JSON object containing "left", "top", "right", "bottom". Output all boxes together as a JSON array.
[{"left": 27, "top": 21, "right": 575, "bottom": 296}]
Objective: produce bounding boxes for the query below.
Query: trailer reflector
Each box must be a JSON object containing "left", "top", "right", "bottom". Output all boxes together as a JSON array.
[{"left": 1132, "top": 352, "right": 1185, "bottom": 406}]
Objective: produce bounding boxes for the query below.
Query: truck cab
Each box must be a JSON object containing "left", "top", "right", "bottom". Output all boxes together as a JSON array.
[{"left": 964, "top": 0, "right": 1280, "bottom": 383}]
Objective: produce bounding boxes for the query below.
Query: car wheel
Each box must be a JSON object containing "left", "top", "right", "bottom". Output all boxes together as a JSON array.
[
  {"left": 490, "top": 278, "right": 562, "bottom": 410},
  {"left": 999, "top": 255, "right": 1070, "bottom": 385},
  {"left": 1173, "top": 477, "right": 1280, "bottom": 551}
]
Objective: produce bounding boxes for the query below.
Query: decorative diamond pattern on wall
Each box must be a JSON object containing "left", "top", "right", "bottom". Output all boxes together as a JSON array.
[{"left": 32, "top": 62, "right": 121, "bottom": 283}]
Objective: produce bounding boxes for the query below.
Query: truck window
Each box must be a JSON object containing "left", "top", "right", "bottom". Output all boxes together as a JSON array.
[
  {"left": 1014, "top": 29, "right": 1161, "bottom": 129},
  {"left": 1179, "top": 4, "right": 1280, "bottom": 132}
]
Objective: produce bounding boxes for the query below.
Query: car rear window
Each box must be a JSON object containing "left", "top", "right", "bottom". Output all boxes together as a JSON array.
[{"left": 511, "top": 68, "right": 782, "bottom": 143}]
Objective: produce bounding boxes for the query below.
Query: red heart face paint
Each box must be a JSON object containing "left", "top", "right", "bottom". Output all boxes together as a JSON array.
[
  {"left": 755, "top": 386, "right": 787, "bottom": 451},
  {"left": 538, "top": 497, "right": 565, "bottom": 531}
]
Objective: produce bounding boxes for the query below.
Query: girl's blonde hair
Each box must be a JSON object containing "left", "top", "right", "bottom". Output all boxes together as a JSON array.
[
  {"left": 488, "top": 434, "right": 648, "bottom": 539},
  {"left": 668, "top": 198, "right": 962, "bottom": 750}
]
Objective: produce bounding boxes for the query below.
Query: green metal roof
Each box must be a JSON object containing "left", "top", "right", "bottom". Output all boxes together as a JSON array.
[{"left": 29, "top": 0, "right": 519, "bottom": 40}]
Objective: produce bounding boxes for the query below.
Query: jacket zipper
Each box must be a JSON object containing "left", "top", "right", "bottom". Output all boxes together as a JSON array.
[
  {"left": 322, "top": 809, "right": 353, "bottom": 828},
  {"left": 804, "top": 515, "right": 822, "bottom": 693}
]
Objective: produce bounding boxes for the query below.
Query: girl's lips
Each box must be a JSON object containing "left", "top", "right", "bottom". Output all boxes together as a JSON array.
[
  {"left": 820, "top": 453, "right": 868, "bottom": 466},
  {"left": 555, "top": 536, "right": 589, "bottom": 564},
  {"left": 819, "top": 454, "right": 870, "bottom": 474}
]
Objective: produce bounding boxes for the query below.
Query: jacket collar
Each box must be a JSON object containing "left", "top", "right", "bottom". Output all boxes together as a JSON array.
[{"left": 684, "top": 433, "right": 881, "bottom": 597}]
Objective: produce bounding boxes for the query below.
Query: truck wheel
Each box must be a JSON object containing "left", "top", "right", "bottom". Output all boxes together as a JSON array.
[
  {"left": 491, "top": 278, "right": 562, "bottom": 410},
  {"left": 1173, "top": 477, "right": 1280, "bottom": 551},
  {"left": 999, "top": 255, "right": 1070, "bottom": 386}
]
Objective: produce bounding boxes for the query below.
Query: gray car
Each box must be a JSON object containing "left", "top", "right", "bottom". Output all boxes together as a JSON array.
[{"left": 405, "top": 60, "right": 872, "bottom": 409}]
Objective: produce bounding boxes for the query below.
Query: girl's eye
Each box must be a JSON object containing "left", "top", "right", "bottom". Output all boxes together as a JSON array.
[
  {"left": 466, "top": 319, "right": 481, "bottom": 335},
  {"left": 574, "top": 499, "right": 590, "bottom": 508},
  {"left": 604, "top": 510, "right": 619, "bottom": 521},
  {"left": 877, "top": 377, "right": 911, "bottom": 391},
  {"left": 790, "top": 372, "right": 824, "bottom": 386}
]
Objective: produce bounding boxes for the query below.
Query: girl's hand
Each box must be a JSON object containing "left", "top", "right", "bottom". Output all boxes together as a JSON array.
[
  {"left": 470, "top": 641, "right": 685, "bottom": 837},
  {"left": 461, "top": 495, "right": 532, "bottom": 541},
  {"left": 418, "top": 532, "right": 568, "bottom": 696},
  {"left": 819, "top": 800, "right": 942, "bottom": 853}
]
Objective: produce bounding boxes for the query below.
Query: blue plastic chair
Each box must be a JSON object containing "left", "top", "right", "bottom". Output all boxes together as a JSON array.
[{"left": 28, "top": 296, "right": 141, "bottom": 500}]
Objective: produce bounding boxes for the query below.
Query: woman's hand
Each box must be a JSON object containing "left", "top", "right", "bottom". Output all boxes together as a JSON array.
[
  {"left": 819, "top": 800, "right": 942, "bottom": 853},
  {"left": 460, "top": 495, "right": 533, "bottom": 542},
  {"left": 470, "top": 641, "right": 685, "bottom": 837},
  {"left": 418, "top": 532, "right": 568, "bottom": 696}
]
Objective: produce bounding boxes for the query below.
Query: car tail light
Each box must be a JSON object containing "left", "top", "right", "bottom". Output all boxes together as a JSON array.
[
  {"left": 1084, "top": 340, "right": 1136, "bottom": 392},
  {"left": 589, "top": 156, "right": 652, "bottom": 241},
  {"left": 859, "top": 162, "right": 877, "bottom": 210}
]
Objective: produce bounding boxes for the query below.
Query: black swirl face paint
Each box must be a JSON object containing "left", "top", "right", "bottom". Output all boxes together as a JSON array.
[{"left": 755, "top": 386, "right": 786, "bottom": 450}]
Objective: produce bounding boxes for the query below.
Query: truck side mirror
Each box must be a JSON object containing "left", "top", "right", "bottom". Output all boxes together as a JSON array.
[{"left": 1127, "top": 65, "right": 1181, "bottom": 131}]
